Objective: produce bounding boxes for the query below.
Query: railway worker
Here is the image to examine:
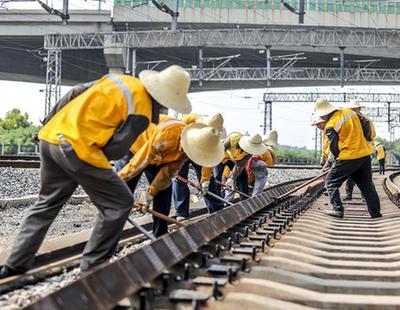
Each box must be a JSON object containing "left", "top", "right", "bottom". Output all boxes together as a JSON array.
[
  {"left": 375, "top": 141, "right": 386, "bottom": 175},
  {"left": 314, "top": 98, "right": 381, "bottom": 219},
  {"left": 0, "top": 65, "right": 192, "bottom": 279},
  {"left": 220, "top": 133, "right": 268, "bottom": 202},
  {"left": 342, "top": 100, "right": 376, "bottom": 200},
  {"left": 173, "top": 113, "right": 226, "bottom": 220},
  {"left": 246, "top": 130, "right": 278, "bottom": 196},
  {"left": 118, "top": 115, "right": 223, "bottom": 237}
]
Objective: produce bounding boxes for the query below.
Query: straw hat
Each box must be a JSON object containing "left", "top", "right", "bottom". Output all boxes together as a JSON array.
[
  {"left": 197, "top": 113, "right": 227, "bottom": 139},
  {"left": 262, "top": 130, "right": 278, "bottom": 147},
  {"left": 345, "top": 100, "right": 365, "bottom": 109},
  {"left": 314, "top": 98, "right": 337, "bottom": 117},
  {"left": 239, "top": 134, "right": 268, "bottom": 156},
  {"left": 181, "top": 123, "right": 224, "bottom": 167},
  {"left": 139, "top": 65, "right": 192, "bottom": 114},
  {"left": 311, "top": 116, "right": 326, "bottom": 126}
]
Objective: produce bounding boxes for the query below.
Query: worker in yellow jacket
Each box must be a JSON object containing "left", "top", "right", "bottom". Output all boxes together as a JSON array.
[
  {"left": 375, "top": 141, "right": 386, "bottom": 175},
  {"left": 342, "top": 100, "right": 377, "bottom": 200},
  {"left": 119, "top": 115, "right": 224, "bottom": 237},
  {"left": 246, "top": 130, "right": 278, "bottom": 196},
  {"left": 215, "top": 133, "right": 268, "bottom": 202},
  {"left": 214, "top": 132, "right": 249, "bottom": 202},
  {"left": 314, "top": 98, "right": 381, "bottom": 219},
  {"left": 0, "top": 66, "right": 192, "bottom": 279},
  {"left": 173, "top": 113, "right": 226, "bottom": 220}
]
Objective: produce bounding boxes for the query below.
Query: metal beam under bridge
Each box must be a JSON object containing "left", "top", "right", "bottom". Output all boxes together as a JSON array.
[{"left": 44, "top": 27, "right": 400, "bottom": 50}]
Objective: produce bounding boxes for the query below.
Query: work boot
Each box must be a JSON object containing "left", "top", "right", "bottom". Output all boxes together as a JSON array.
[
  {"left": 371, "top": 213, "right": 383, "bottom": 219},
  {"left": 0, "top": 265, "right": 26, "bottom": 279},
  {"left": 176, "top": 216, "right": 188, "bottom": 222},
  {"left": 326, "top": 209, "right": 344, "bottom": 218}
]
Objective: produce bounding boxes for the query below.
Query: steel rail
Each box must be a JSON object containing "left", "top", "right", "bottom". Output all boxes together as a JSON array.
[{"left": 24, "top": 177, "right": 322, "bottom": 310}]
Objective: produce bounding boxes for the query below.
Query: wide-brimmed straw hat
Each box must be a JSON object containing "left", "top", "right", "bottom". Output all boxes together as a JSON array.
[
  {"left": 314, "top": 98, "right": 337, "bottom": 117},
  {"left": 311, "top": 116, "right": 326, "bottom": 126},
  {"left": 139, "top": 65, "right": 192, "bottom": 114},
  {"left": 345, "top": 100, "right": 365, "bottom": 109},
  {"left": 181, "top": 123, "right": 224, "bottom": 167},
  {"left": 197, "top": 113, "right": 227, "bottom": 139},
  {"left": 262, "top": 130, "right": 278, "bottom": 147},
  {"left": 239, "top": 134, "right": 268, "bottom": 156}
]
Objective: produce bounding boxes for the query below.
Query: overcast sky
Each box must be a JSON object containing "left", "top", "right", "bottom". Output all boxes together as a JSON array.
[{"left": 0, "top": 80, "right": 397, "bottom": 149}]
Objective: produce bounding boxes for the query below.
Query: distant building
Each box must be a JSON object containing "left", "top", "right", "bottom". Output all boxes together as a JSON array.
[{"left": 114, "top": 0, "right": 400, "bottom": 28}]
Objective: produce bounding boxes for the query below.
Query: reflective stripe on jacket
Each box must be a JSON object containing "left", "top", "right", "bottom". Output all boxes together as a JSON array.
[
  {"left": 325, "top": 109, "right": 373, "bottom": 160},
  {"left": 119, "top": 116, "right": 187, "bottom": 196},
  {"left": 39, "top": 74, "right": 152, "bottom": 169}
]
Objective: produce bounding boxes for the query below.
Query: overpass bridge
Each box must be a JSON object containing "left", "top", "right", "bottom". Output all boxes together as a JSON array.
[{"left": 1, "top": 8, "right": 400, "bottom": 112}]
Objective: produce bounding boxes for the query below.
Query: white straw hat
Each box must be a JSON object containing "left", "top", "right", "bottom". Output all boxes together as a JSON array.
[
  {"left": 239, "top": 134, "right": 268, "bottom": 156},
  {"left": 181, "top": 123, "right": 224, "bottom": 167},
  {"left": 197, "top": 113, "right": 226, "bottom": 139},
  {"left": 314, "top": 98, "right": 337, "bottom": 117},
  {"left": 139, "top": 65, "right": 192, "bottom": 114},
  {"left": 262, "top": 130, "right": 278, "bottom": 147},
  {"left": 345, "top": 100, "right": 365, "bottom": 109},
  {"left": 311, "top": 116, "right": 326, "bottom": 126}
]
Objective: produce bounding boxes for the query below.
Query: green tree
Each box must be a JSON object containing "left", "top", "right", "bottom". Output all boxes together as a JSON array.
[
  {"left": 0, "top": 108, "right": 32, "bottom": 130},
  {"left": 0, "top": 109, "right": 39, "bottom": 145}
]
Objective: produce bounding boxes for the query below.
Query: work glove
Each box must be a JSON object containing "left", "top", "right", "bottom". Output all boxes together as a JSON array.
[
  {"left": 201, "top": 181, "right": 210, "bottom": 193},
  {"left": 138, "top": 191, "right": 154, "bottom": 213},
  {"left": 225, "top": 178, "right": 234, "bottom": 190}
]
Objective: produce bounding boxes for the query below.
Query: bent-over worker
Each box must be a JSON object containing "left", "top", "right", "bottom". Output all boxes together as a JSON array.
[{"left": 0, "top": 65, "right": 192, "bottom": 279}]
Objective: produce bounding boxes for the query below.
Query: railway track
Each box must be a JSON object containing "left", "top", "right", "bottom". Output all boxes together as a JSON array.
[
  {"left": 0, "top": 177, "right": 314, "bottom": 308},
  {"left": 3, "top": 171, "right": 400, "bottom": 309},
  {"left": 2, "top": 176, "right": 320, "bottom": 309}
]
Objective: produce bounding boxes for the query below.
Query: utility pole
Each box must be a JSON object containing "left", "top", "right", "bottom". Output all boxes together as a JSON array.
[
  {"left": 171, "top": 0, "right": 179, "bottom": 31},
  {"left": 387, "top": 101, "right": 391, "bottom": 132},
  {"left": 263, "top": 100, "right": 272, "bottom": 134},
  {"left": 299, "top": 0, "right": 305, "bottom": 24},
  {"left": 339, "top": 46, "right": 345, "bottom": 87},
  {"left": 266, "top": 46, "right": 271, "bottom": 87}
]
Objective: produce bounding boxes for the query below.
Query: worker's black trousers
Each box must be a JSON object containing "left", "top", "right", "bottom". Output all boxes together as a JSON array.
[
  {"left": 127, "top": 164, "right": 171, "bottom": 237},
  {"left": 325, "top": 155, "right": 381, "bottom": 217},
  {"left": 379, "top": 159, "right": 385, "bottom": 175}
]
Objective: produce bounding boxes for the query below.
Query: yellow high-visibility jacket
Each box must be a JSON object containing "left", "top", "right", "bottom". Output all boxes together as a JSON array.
[
  {"left": 321, "top": 131, "right": 330, "bottom": 162},
  {"left": 39, "top": 75, "right": 152, "bottom": 169},
  {"left": 181, "top": 113, "right": 204, "bottom": 125},
  {"left": 119, "top": 116, "right": 187, "bottom": 196},
  {"left": 376, "top": 144, "right": 386, "bottom": 161},
  {"left": 224, "top": 132, "right": 247, "bottom": 163},
  {"left": 325, "top": 109, "right": 373, "bottom": 160}
]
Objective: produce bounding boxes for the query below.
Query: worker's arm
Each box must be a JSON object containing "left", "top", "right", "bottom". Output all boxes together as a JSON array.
[
  {"left": 148, "top": 156, "right": 188, "bottom": 196},
  {"left": 356, "top": 112, "right": 373, "bottom": 141},
  {"left": 200, "top": 166, "right": 213, "bottom": 183},
  {"left": 325, "top": 128, "right": 340, "bottom": 158},
  {"left": 42, "top": 81, "right": 96, "bottom": 125},
  {"left": 118, "top": 139, "right": 154, "bottom": 182},
  {"left": 229, "top": 154, "right": 252, "bottom": 180}
]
